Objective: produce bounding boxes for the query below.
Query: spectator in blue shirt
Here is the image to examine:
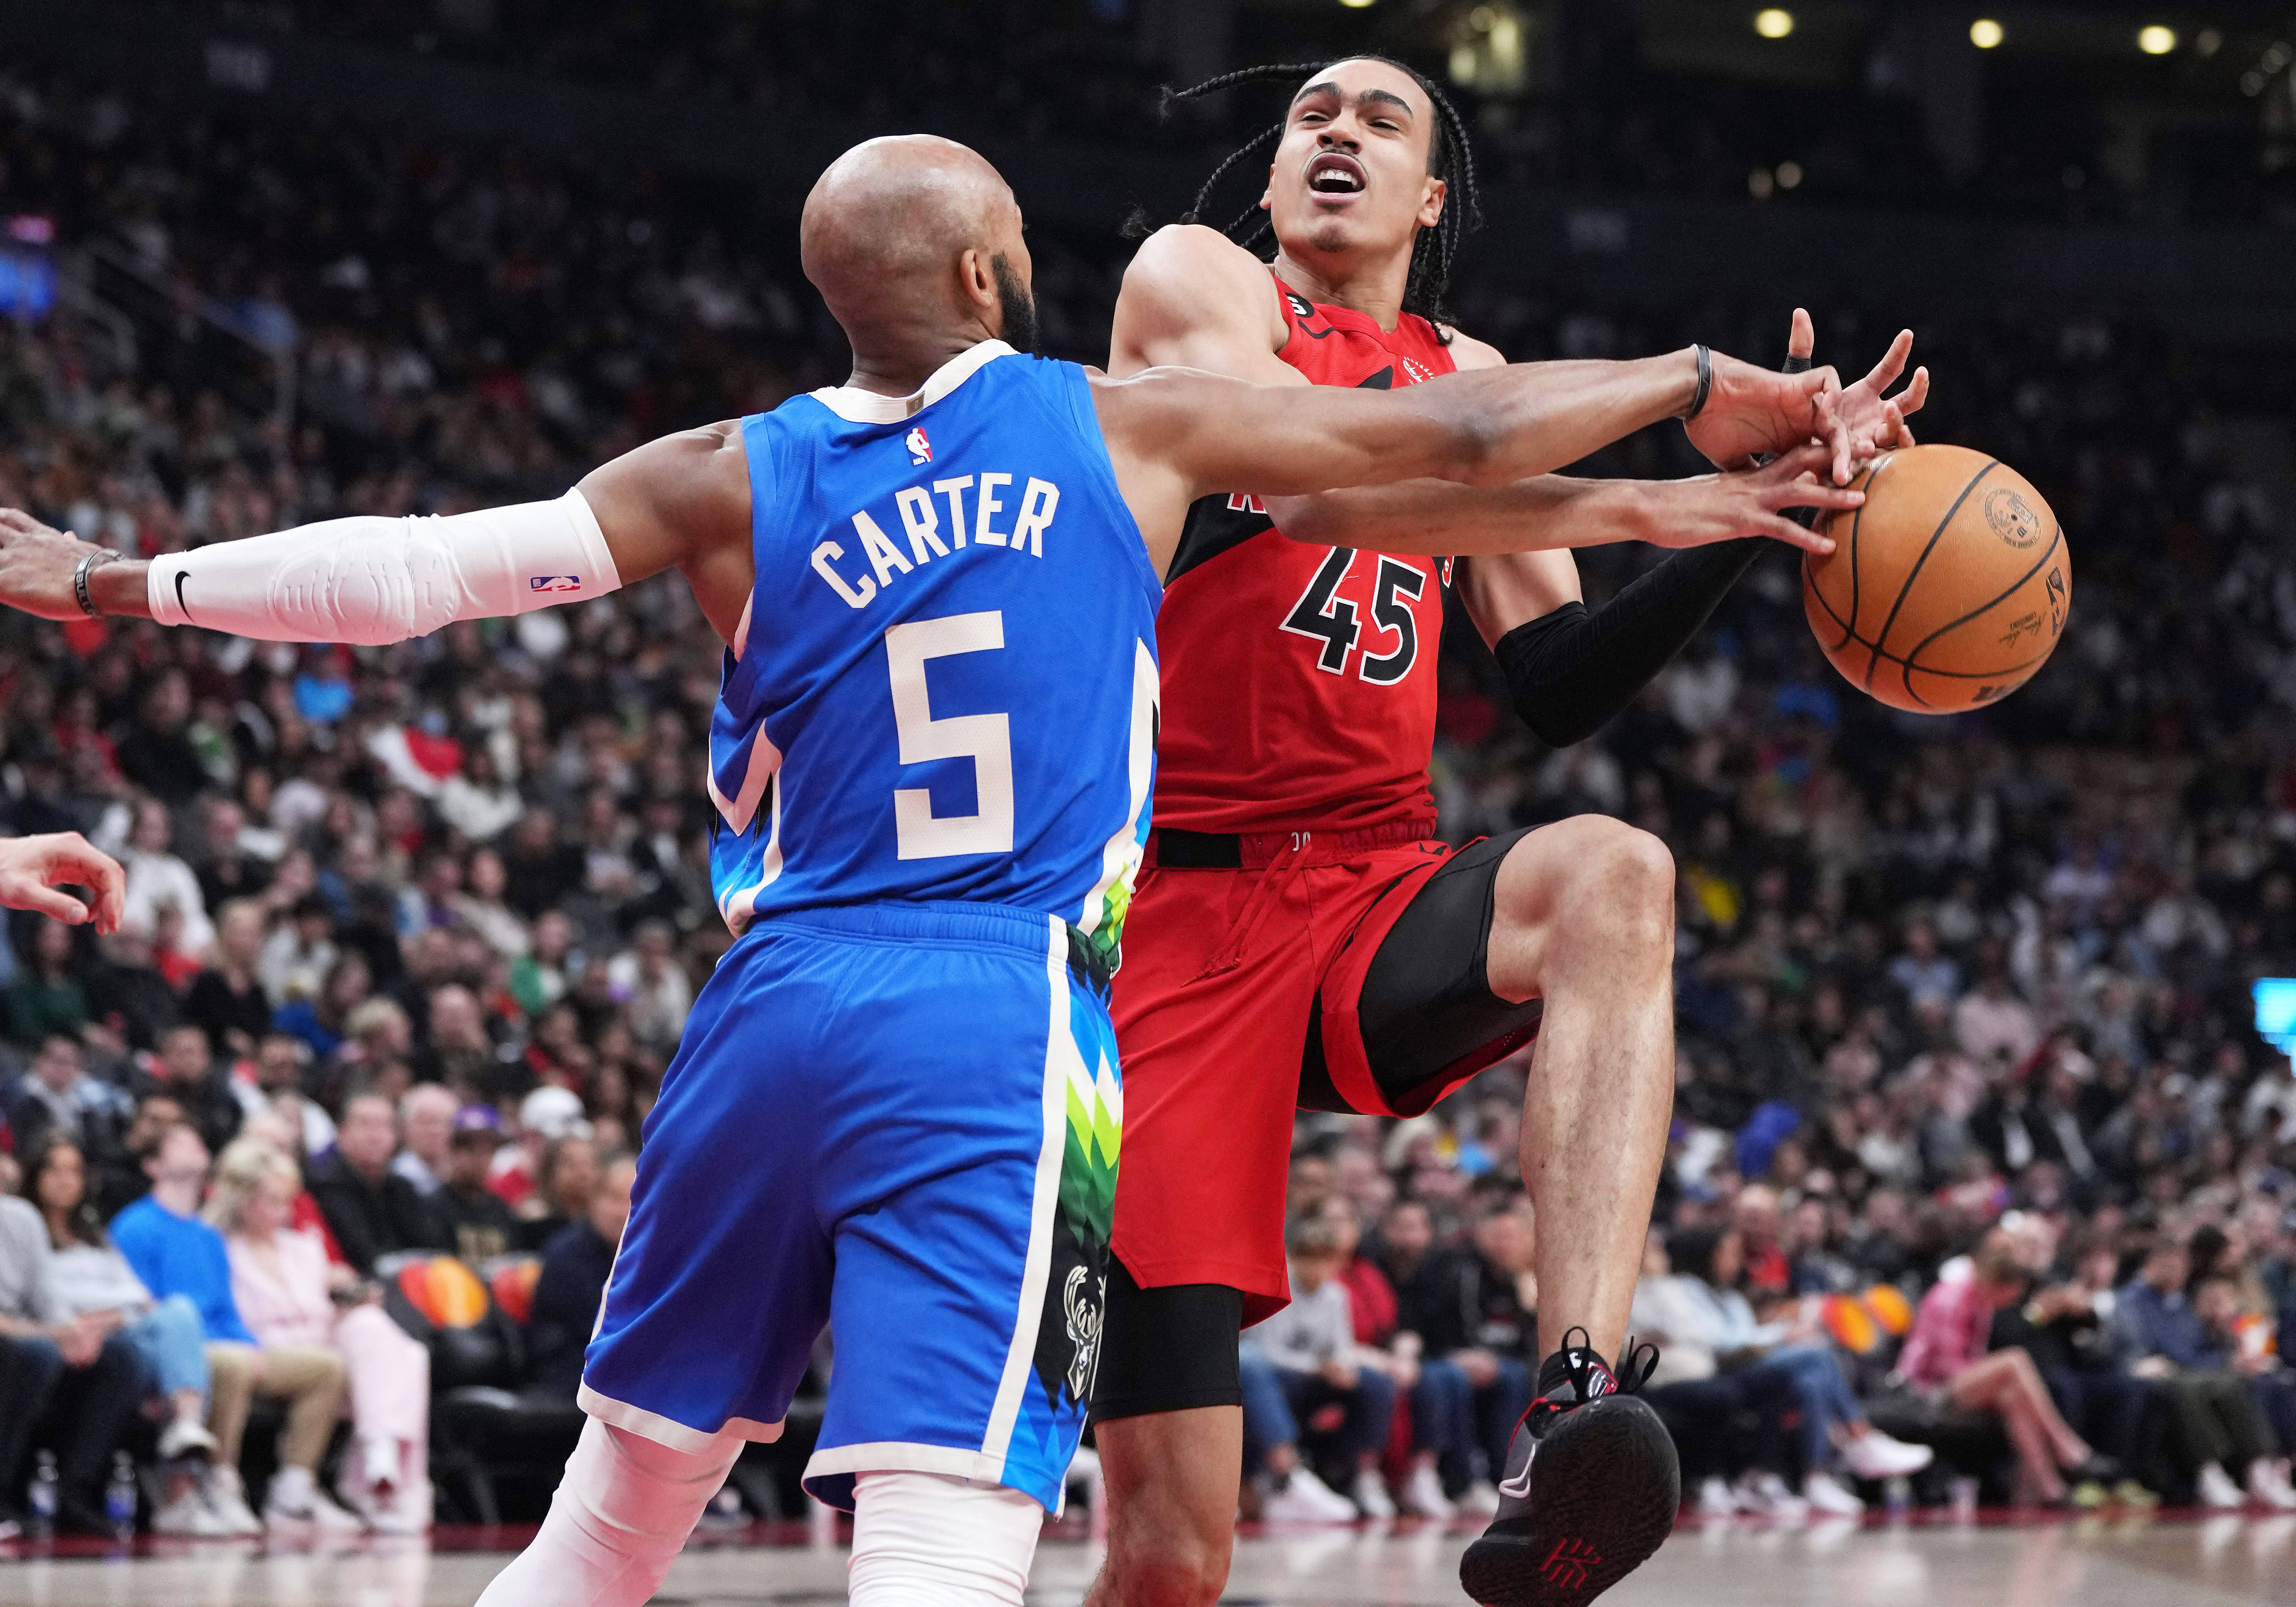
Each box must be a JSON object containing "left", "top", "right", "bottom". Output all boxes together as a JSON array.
[
  {"left": 2115, "top": 1237, "right": 2295, "bottom": 1509},
  {"left": 111, "top": 1122, "right": 358, "bottom": 1532}
]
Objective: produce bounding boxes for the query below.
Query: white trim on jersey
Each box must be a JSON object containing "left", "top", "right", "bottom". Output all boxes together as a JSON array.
[
  {"left": 705, "top": 725, "right": 783, "bottom": 837},
  {"left": 717, "top": 776, "right": 786, "bottom": 934},
  {"left": 811, "top": 341, "right": 1015, "bottom": 426}
]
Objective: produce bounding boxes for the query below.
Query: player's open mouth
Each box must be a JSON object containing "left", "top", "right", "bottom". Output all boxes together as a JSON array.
[{"left": 1305, "top": 152, "right": 1367, "bottom": 196}]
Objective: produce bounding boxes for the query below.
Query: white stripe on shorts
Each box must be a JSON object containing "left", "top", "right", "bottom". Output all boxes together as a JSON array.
[
  {"left": 979, "top": 915, "right": 1075, "bottom": 1472},
  {"left": 576, "top": 1382, "right": 784, "bottom": 1452}
]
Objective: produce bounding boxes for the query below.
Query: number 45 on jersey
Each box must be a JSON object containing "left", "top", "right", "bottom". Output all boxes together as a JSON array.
[{"left": 1280, "top": 547, "right": 1433, "bottom": 687}]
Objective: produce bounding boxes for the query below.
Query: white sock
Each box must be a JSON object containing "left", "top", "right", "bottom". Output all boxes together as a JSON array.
[
  {"left": 847, "top": 1469, "right": 1043, "bottom": 1607},
  {"left": 473, "top": 1417, "right": 739, "bottom": 1607}
]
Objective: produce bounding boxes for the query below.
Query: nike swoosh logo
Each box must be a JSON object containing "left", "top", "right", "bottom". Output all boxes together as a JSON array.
[
  {"left": 1498, "top": 1442, "right": 1537, "bottom": 1499},
  {"left": 174, "top": 571, "right": 192, "bottom": 623}
]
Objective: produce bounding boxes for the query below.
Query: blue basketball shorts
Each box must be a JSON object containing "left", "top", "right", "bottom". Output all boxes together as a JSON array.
[{"left": 576, "top": 900, "right": 1122, "bottom": 1513}]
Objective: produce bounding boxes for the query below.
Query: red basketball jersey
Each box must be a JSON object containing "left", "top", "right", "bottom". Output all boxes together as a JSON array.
[{"left": 1152, "top": 279, "right": 1457, "bottom": 836}]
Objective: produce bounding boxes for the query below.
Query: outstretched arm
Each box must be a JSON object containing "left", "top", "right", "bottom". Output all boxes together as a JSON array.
[
  {"left": 0, "top": 423, "right": 754, "bottom": 648},
  {"left": 1094, "top": 348, "right": 1848, "bottom": 574},
  {"left": 1265, "top": 447, "right": 1863, "bottom": 559}
]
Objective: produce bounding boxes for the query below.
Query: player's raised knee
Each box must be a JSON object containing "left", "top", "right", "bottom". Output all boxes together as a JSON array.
[{"left": 1563, "top": 819, "right": 1675, "bottom": 941}]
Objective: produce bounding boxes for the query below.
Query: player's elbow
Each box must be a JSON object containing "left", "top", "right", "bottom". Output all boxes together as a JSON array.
[{"left": 1518, "top": 702, "right": 1599, "bottom": 749}]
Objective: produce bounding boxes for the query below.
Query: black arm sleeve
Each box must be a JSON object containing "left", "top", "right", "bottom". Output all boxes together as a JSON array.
[{"left": 1492, "top": 538, "right": 1766, "bottom": 748}]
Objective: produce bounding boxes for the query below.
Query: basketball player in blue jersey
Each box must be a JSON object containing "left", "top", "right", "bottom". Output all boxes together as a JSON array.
[{"left": 0, "top": 136, "right": 1872, "bottom": 1603}]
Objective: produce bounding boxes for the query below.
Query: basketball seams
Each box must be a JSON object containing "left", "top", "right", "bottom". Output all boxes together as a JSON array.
[
  {"left": 1895, "top": 525, "right": 2065, "bottom": 705},
  {"left": 1804, "top": 455, "right": 1885, "bottom": 653},
  {"left": 1861, "top": 458, "right": 1999, "bottom": 691}
]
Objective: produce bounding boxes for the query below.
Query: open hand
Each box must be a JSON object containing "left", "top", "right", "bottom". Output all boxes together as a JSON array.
[
  {"left": 1645, "top": 443, "right": 1864, "bottom": 555},
  {"left": 0, "top": 509, "right": 111, "bottom": 621},
  {"left": 1789, "top": 308, "right": 1926, "bottom": 462},
  {"left": 0, "top": 832, "right": 126, "bottom": 932}
]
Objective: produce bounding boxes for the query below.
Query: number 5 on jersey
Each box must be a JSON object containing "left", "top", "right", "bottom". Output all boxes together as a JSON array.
[
  {"left": 1279, "top": 547, "right": 1425, "bottom": 684},
  {"left": 887, "top": 611, "right": 1014, "bottom": 860}
]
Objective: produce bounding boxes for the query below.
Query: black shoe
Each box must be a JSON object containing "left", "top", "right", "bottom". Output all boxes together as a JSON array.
[{"left": 1460, "top": 1330, "right": 1679, "bottom": 1607}]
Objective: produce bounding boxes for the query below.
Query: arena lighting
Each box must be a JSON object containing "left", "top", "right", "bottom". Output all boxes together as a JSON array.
[
  {"left": 1338, "top": 0, "right": 1377, "bottom": 8},
  {"left": 2137, "top": 24, "right": 2178, "bottom": 55},
  {"left": 1753, "top": 8, "right": 1795, "bottom": 39},
  {"left": 2195, "top": 28, "right": 2222, "bottom": 56},
  {"left": 1970, "top": 18, "right": 2004, "bottom": 49},
  {"left": 1775, "top": 160, "right": 1804, "bottom": 188},
  {"left": 2255, "top": 979, "right": 2296, "bottom": 1054}
]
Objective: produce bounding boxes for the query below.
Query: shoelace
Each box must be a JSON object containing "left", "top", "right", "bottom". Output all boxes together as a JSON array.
[{"left": 1525, "top": 1326, "right": 1663, "bottom": 1427}]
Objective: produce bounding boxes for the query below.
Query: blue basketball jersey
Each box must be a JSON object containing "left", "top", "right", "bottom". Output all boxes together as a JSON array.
[{"left": 706, "top": 341, "right": 1161, "bottom": 969}]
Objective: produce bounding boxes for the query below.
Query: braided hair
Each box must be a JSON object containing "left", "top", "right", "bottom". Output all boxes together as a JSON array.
[{"left": 1150, "top": 57, "right": 1483, "bottom": 335}]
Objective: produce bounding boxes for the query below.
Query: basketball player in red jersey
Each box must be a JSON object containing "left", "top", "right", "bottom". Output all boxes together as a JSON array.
[{"left": 1083, "top": 56, "right": 1926, "bottom": 1607}]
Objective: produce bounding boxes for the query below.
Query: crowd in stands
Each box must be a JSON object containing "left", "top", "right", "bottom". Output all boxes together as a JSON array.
[
  {"left": 171, "top": 0, "right": 2296, "bottom": 226},
  {"left": 0, "top": 58, "right": 2294, "bottom": 1538}
]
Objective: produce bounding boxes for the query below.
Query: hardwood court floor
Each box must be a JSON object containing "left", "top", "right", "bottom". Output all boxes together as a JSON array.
[{"left": 1, "top": 1510, "right": 2290, "bottom": 1606}]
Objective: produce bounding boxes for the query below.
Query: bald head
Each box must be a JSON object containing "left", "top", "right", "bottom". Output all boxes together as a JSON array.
[{"left": 801, "top": 136, "right": 1037, "bottom": 382}]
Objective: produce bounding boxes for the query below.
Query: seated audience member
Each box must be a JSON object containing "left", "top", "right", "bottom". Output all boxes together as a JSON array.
[
  {"left": 210, "top": 1138, "right": 432, "bottom": 1531},
  {"left": 1319, "top": 1193, "right": 1458, "bottom": 1520},
  {"left": 1639, "top": 1224, "right": 1929, "bottom": 1517},
  {"left": 135, "top": 1022, "right": 246, "bottom": 1157},
  {"left": 2115, "top": 1236, "right": 2296, "bottom": 1509},
  {"left": 435, "top": 1106, "right": 525, "bottom": 1265},
  {"left": 96, "top": 1094, "right": 185, "bottom": 1218},
  {"left": 520, "top": 1128, "right": 602, "bottom": 1251},
  {"left": 1988, "top": 1232, "right": 2160, "bottom": 1507},
  {"left": 1900, "top": 1227, "right": 2118, "bottom": 1505},
  {"left": 183, "top": 900, "right": 275, "bottom": 1060},
  {"left": 108, "top": 1122, "right": 358, "bottom": 1532},
  {"left": 118, "top": 798, "right": 215, "bottom": 961},
  {"left": 0, "top": 1175, "right": 145, "bottom": 1536},
  {"left": 526, "top": 1149, "right": 636, "bottom": 1398},
  {"left": 3, "top": 917, "right": 91, "bottom": 1046},
  {"left": 309, "top": 1090, "right": 451, "bottom": 1274},
  {"left": 253, "top": 1030, "right": 336, "bottom": 1157},
  {"left": 393, "top": 1082, "right": 458, "bottom": 1196},
  {"left": 2, "top": 1033, "right": 132, "bottom": 1173},
  {"left": 1238, "top": 1212, "right": 1394, "bottom": 1522},
  {"left": 274, "top": 952, "right": 372, "bottom": 1062},
  {"left": 2192, "top": 1273, "right": 2296, "bottom": 1480},
  {"left": 259, "top": 894, "right": 338, "bottom": 1012},
  {"left": 1383, "top": 1195, "right": 1534, "bottom": 1503},
  {"left": 20, "top": 1135, "right": 224, "bottom": 1533},
  {"left": 85, "top": 919, "right": 185, "bottom": 1052}
]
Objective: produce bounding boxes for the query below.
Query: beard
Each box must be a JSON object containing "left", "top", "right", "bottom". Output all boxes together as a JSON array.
[{"left": 990, "top": 253, "right": 1040, "bottom": 355}]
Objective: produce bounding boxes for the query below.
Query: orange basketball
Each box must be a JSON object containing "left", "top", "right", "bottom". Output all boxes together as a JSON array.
[{"left": 1801, "top": 444, "right": 2070, "bottom": 714}]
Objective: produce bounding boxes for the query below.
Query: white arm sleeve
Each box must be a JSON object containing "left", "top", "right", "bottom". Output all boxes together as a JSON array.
[{"left": 146, "top": 488, "right": 622, "bottom": 644}]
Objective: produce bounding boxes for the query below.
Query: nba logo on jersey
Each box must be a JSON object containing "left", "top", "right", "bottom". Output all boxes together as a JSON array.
[
  {"left": 905, "top": 425, "right": 932, "bottom": 465},
  {"left": 528, "top": 574, "right": 582, "bottom": 593}
]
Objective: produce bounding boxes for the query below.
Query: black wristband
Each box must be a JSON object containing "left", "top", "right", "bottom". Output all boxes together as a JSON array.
[
  {"left": 72, "top": 548, "right": 120, "bottom": 619},
  {"left": 1681, "top": 344, "right": 1713, "bottom": 421}
]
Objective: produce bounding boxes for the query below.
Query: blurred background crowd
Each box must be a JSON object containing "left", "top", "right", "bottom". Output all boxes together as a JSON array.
[{"left": 1, "top": 0, "right": 2295, "bottom": 1541}]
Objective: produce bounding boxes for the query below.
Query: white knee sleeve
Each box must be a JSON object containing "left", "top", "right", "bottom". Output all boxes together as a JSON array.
[
  {"left": 473, "top": 1417, "right": 737, "bottom": 1607},
  {"left": 847, "top": 1470, "right": 1043, "bottom": 1607},
  {"left": 147, "top": 489, "right": 619, "bottom": 644}
]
